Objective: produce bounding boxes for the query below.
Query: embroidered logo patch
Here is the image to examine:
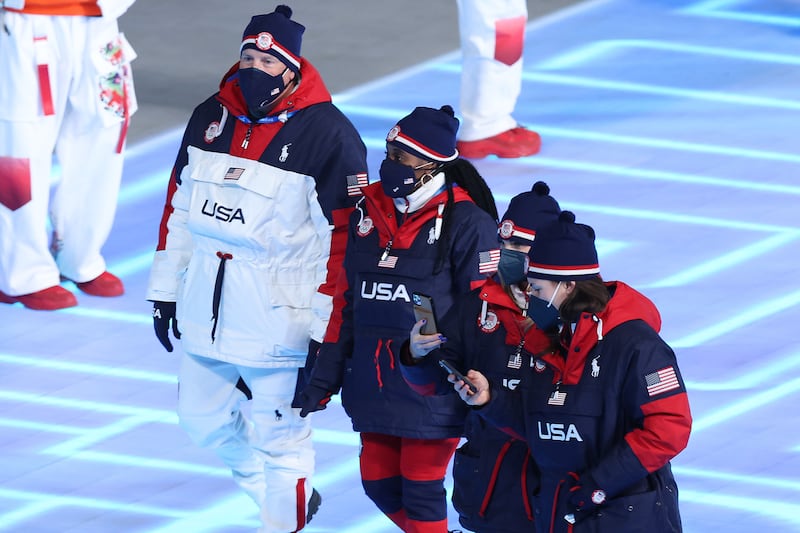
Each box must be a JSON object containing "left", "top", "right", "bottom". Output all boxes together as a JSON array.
[
  {"left": 478, "top": 310, "right": 499, "bottom": 333},
  {"left": 357, "top": 216, "right": 374, "bottom": 237},
  {"left": 204, "top": 121, "right": 221, "bottom": 143}
]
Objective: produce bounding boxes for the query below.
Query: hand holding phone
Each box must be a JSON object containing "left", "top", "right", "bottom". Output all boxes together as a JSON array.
[
  {"left": 438, "top": 359, "right": 478, "bottom": 394},
  {"left": 412, "top": 292, "right": 438, "bottom": 335}
]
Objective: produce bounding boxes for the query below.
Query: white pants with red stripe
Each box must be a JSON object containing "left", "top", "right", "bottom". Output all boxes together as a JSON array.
[
  {"left": 0, "top": 11, "right": 136, "bottom": 295},
  {"left": 456, "top": 0, "right": 527, "bottom": 141},
  {"left": 177, "top": 354, "right": 316, "bottom": 533}
]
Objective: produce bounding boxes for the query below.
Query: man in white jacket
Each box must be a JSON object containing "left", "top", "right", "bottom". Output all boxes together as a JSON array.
[{"left": 146, "top": 6, "right": 368, "bottom": 532}]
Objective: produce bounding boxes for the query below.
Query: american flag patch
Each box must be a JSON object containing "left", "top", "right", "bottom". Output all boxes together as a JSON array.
[
  {"left": 548, "top": 390, "right": 567, "bottom": 406},
  {"left": 224, "top": 167, "right": 245, "bottom": 180},
  {"left": 645, "top": 366, "right": 680, "bottom": 397},
  {"left": 478, "top": 249, "right": 501, "bottom": 274},
  {"left": 378, "top": 255, "right": 398, "bottom": 268},
  {"left": 347, "top": 173, "right": 368, "bottom": 196}
]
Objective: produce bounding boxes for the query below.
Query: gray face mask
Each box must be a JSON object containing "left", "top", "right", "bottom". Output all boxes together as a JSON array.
[{"left": 497, "top": 248, "right": 529, "bottom": 286}]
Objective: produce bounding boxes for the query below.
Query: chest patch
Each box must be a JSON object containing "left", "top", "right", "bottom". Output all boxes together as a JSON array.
[
  {"left": 357, "top": 216, "right": 374, "bottom": 237},
  {"left": 478, "top": 310, "right": 500, "bottom": 333}
]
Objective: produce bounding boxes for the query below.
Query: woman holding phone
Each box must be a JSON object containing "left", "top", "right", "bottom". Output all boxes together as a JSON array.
[
  {"left": 295, "top": 105, "right": 500, "bottom": 532},
  {"left": 402, "top": 182, "right": 563, "bottom": 532}
]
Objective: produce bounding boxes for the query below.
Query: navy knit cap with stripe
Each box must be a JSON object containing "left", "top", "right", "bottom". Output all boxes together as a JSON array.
[
  {"left": 499, "top": 181, "right": 561, "bottom": 245},
  {"left": 240, "top": 5, "right": 305, "bottom": 73},
  {"left": 527, "top": 211, "right": 600, "bottom": 281},
  {"left": 386, "top": 105, "right": 460, "bottom": 162}
]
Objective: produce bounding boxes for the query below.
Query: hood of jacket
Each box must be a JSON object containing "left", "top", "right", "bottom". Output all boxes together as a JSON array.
[
  {"left": 552, "top": 280, "right": 662, "bottom": 385},
  {"left": 358, "top": 181, "right": 475, "bottom": 250}
]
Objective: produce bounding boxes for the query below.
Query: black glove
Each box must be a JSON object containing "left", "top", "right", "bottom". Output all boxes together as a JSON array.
[
  {"left": 152, "top": 301, "right": 180, "bottom": 352},
  {"left": 291, "top": 339, "right": 336, "bottom": 417},
  {"left": 296, "top": 383, "right": 334, "bottom": 418},
  {"left": 564, "top": 471, "right": 606, "bottom": 524}
]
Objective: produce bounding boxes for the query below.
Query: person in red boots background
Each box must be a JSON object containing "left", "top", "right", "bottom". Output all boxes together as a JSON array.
[
  {"left": 455, "top": 0, "right": 541, "bottom": 159},
  {"left": 0, "top": 0, "right": 137, "bottom": 310}
]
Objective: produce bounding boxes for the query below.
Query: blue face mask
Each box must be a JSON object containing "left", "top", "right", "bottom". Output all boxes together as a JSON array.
[
  {"left": 238, "top": 67, "right": 287, "bottom": 118},
  {"left": 379, "top": 158, "right": 435, "bottom": 198},
  {"left": 497, "top": 248, "right": 529, "bottom": 286},
  {"left": 528, "top": 282, "right": 562, "bottom": 330}
]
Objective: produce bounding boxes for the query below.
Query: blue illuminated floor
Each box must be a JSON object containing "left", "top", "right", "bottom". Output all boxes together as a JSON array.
[{"left": 2, "top": 0, "right": 800, "bottom": 531}]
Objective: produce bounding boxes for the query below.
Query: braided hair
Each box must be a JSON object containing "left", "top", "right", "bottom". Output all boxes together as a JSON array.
[{"left": 433, "top": 158, "right": 498, "bottom": 274}]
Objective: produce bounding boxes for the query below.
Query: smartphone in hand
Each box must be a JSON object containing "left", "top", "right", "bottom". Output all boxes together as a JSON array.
[
  {"left": 438, "top": 359, "right": 478, "bottom": 394},
  {"left": 412, "top": 292, "right": 438, "bottom": 335}
]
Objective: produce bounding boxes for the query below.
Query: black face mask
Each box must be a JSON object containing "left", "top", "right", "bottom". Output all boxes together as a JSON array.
[
  {"left": 238, "top": 67, "right": 287, "bottom": 118},
  {"left": 497, "top": 248, "right": 528, "bottom": 286},
  {"left": 379, "top": 158, "right": 420, "bottom": 198}
]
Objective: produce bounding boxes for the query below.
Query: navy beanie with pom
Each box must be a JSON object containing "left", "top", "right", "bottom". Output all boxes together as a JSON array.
[
  {"left": 240, "top": 5, "right": 305, "bottom": 73},
  {"left": 499, "top": 181, "right": 561, "bottom": 245},
  {"left": 527, "top": 211, "right": 600, "bottom": 281},
  {"left": 386, "top": 105, "right": 460, "bottom": 162}
]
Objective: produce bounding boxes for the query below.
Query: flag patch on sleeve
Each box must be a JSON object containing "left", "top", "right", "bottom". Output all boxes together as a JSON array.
[
  {"left": 645, "top": 366, "right": 680, "bottom": 397},
  {"left": 478, "top": 249, "right": 501, "bottom": 274},
  {"left": 347, "top": 173, "right": 368, "bottom": 196}
]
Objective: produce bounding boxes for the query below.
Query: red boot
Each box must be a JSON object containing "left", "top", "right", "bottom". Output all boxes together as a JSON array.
[
  {"left": 74, "top": 271, "right": 125, "bottom": 297},
  {"left": 0, "top": 286, "right": 78, "bottom": 310},
  {"left": 457, "top": 126, "right": 541, "bottom": 159}
]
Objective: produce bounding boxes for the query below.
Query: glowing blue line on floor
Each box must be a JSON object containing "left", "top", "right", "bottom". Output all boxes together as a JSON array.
[
  {"left": 44, "top": 449, "right": 229, "bottom": 477},
  {"left": 561, "top": 202, "right": 795, "bottom": 232},
  {"left": 681, "top": 490, "right": 800, "bottom": 525},
  {"left": 532, "top": 125, "right": 800, "bottom": 164},
  {"left": 0, "top": 390, "right": 175, "bottom": 418},
  {"left": 312, "top": 428, "right": 361, "bottom": 447},
  {"left": 691, "top": 375, "right": 800, "bottom": 432},
  {"left": 669, "top": 288, "right": 800, "bottom": 348},
  {"left": 118, "top": 170, "right": 173, "bottom": 204},
  {"left": 60, "top": 304, "right": 152, "bottom": 324},
  {"left": 511, "top": 156, "right": 800, "bottom": 195},
  {"left": 644, "top": 231, "right": 800, "bottom": 288},
  {"left": 0, "top": 418, "right": 86, "bottom": 434},
  {"left": 522, "top": 70, "right": 800, "bottom": 111},
  {"left": 108, "top": 248, "right": 158, "bottom": 277},
  {"left": 674, "top": 465, "right": 800, "bottom": 491},
  {"left": 0, "top": 353, "right": 176, "bottom": 383},
  {"left": 0, "top": 487, "right": 189, "bottom": 518},
  {"left": 45, "top": 415, "right": 163, "bottom": 455},
  {"left": 338, "top": 103, "right": 800, "bottom": 164},
  {"left": 312, "top": 456, "right": 362, "bottom": 488},
  {"left": 0, "top": 500, "right": 61, "bottom": 531},
  {"left": 539, "top": 39, "right": 800, "bottom": 70},
  {"left": 431, "top": 63, "right": 800, "bottom": 111},
  {"left": 145, "top": 494, "right": 259, "bottom": 532},
  {"left": 684, "top": 348, "right": 800, "bottom": 391},
  {"left": 363, "top": 134, "right": 800, "bottom": 194},
  {"left": 684, "top": 0, "right": 800, "bottom": 27}
]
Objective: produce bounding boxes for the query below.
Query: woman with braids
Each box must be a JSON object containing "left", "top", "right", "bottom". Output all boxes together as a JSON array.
[{"left": 294, "top": 105, "right": 500, "bottom": 532}]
